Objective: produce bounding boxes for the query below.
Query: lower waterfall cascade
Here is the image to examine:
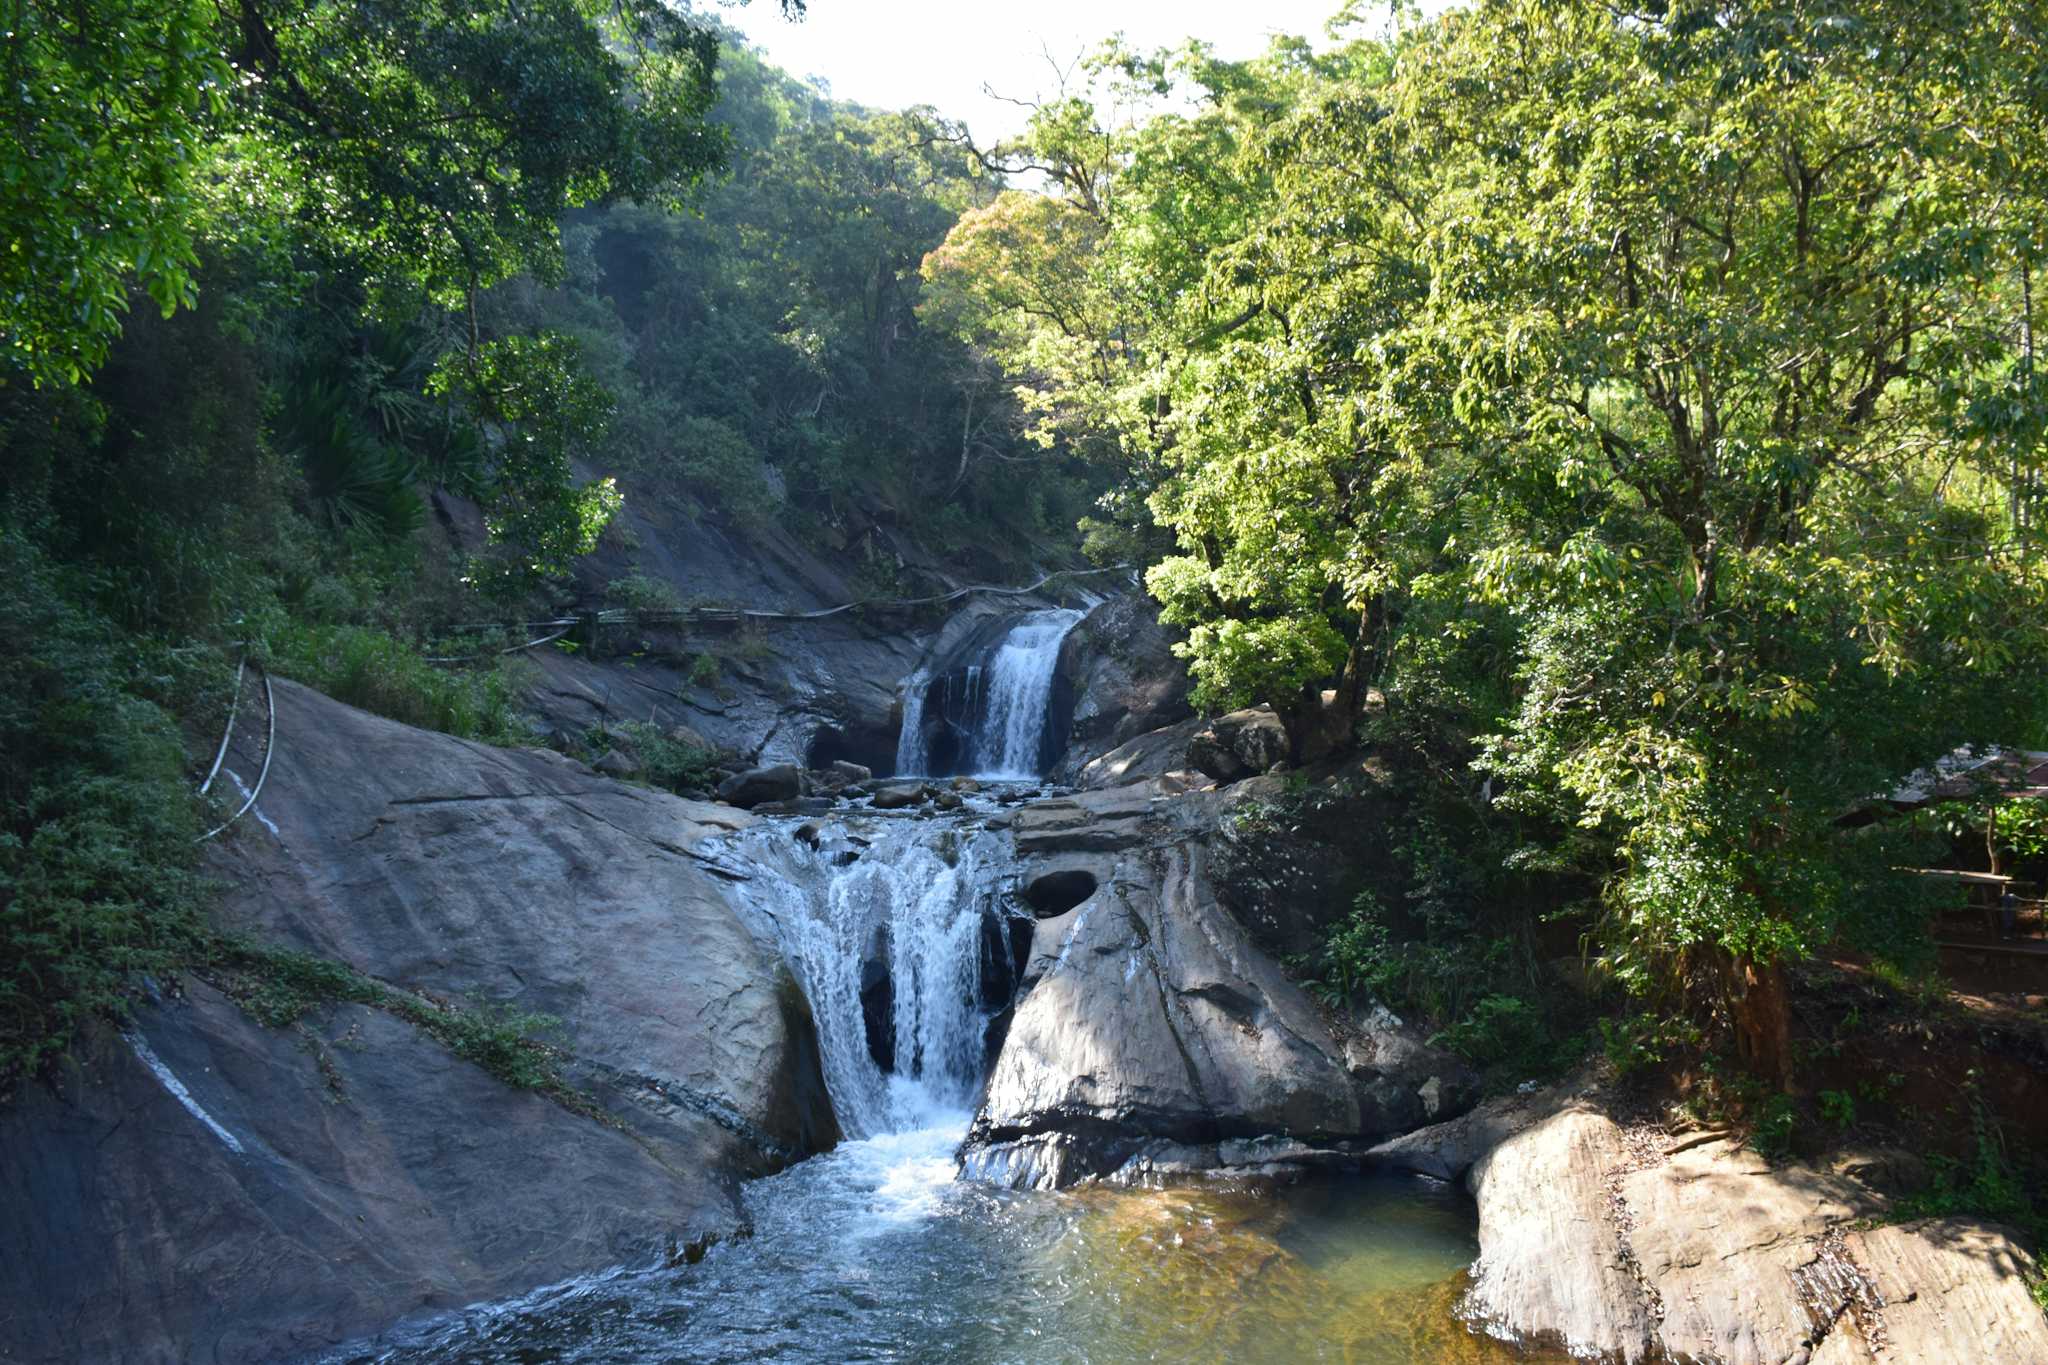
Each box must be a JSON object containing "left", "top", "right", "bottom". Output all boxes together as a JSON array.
[
  {"left": 334, "top": 790, "right": 1500, "bottom": 1365},
  {"left": 720, "top": 813, "right": 1028, "bottom": 1140},
  {"left": 325, "top": 614, "right": 1501, "bottom": 1365}
]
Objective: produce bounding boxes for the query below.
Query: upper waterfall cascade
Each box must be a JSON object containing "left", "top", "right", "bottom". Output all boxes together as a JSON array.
[{"left": 894, "top": 608, "right": 1083, "bottom": 779}]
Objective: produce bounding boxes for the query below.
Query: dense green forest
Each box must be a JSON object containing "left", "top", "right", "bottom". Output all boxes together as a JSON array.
[
  {"left": 0, "top": 0, "right": 1092, "bottom": 1080},
  {"left": 4, "top": 0, "right": 2047, "bottom": 1141},
  {"left": 922, "top": 1, "right": 2048, "bottom": 1090}
]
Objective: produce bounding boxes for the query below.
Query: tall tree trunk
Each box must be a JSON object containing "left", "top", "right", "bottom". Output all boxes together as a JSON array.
[
  {"left": 1724, "top": 950, "right": 1795, "bottom": 1094},
  {"left": 1281, "top": 601, "right": 1378, "bottom": 763}
]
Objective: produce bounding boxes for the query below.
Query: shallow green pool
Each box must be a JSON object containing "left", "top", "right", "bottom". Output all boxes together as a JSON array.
[{"left": 337, "top": 1112, "right": 1526, "bottom": 1364}]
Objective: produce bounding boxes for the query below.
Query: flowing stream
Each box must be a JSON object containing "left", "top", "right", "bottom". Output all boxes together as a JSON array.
[{"left": 333, "top": 612, "right": 1516, "bottom": 1364}]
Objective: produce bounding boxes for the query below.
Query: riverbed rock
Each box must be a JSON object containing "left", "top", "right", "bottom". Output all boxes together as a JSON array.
[
  {"left": 0, "top": 680, "right": 839, "bottom": 1363},
  {"left": 964, "top": 827, "right": 1473, "bottom": 1189},
  {"left": 870, "top": 780, "right": 933, "bottom": 810},
  {"left": 1432, "top": 1096, "right": 2048, "bottom": 1364},
  {"left": 827, "top": 759, "right": 872, "bottom": 784},
  {"left": 1009, "top": 788, "right": 1155, "bottom": 853},
  {"left": 1186, "top": 706, "right": 1290, "bottom": 783},
  {"left": 716, "top": 763, "right": 805, "bottom": 808}
]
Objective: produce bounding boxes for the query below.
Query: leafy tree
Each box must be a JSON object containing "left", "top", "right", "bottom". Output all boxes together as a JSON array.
[
  {"left": 0, "top": 1, "right": 226, "bottom": 386},
  {"left": 430, "top": 331, "right": 621, "bottom": 584},
  {"left": 944, "top": 1, "right": 2048, "bottom": 1086}
]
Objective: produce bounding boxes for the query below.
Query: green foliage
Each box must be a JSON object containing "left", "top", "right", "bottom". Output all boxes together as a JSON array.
[
  {"left": 1600, "top": 1011, "right": 1704, "bottom": 1080},
  {"left": 269, "top": 624, "right": 532, "bottom": 743},
  {"left": 1818, "top": 1089, "right": 1858, "bottom": 1129},
  {"left": 430, "top": 332, "right": 622, "bottom": 583},
  {"left": 610, "top": 720, "right": 721, "bottom": 795},
  {"left": 945, "top": 0, "right": 2048, "bottom": 1085},
  {"left": 1995, "top": 799, "right": 2048, "bottom": 862},
  {"left": 605, "top": 573, "right": 684, "bottom": 615},
  {"left": 1750, "top": 1095, "right": 1802, "bottom": 1161},
  {"left": 0, "top": 1, "right": 224, "bottom": 385},
  {"left": 279, "top": 379, "right": 426, "bottom": 540},
  {"left": 1895, "top": 1079, "right": 2044, "bottom": 1245},
  {"left": 0, "top": 531, "right": 208, "bottom": 1084},
  {"left": 213, "top": 941, "right": 579, "bottom": 1104},
  {"left": 5, "top": 0, "right": 733, "bottom": 388}
]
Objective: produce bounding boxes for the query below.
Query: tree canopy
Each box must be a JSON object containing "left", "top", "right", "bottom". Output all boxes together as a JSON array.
[{"left": 924, "top": 0, "right": 2048, "bottom": 1079}]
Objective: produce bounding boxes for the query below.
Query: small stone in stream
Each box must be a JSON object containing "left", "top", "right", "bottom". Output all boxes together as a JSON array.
[
  {"left": 794, "top": 821, "right": 823, "bottom": 847},
  {"left": 869, "top": 781, "right": 932, "bottom": 810},
  {"left": 753, "top": 796, "right": 836, "bottom": 817},
  {"left": 951, "top": 777, "right": 981, "bottom": 793},
  {"left": 715, "top": 764, "right": 803, "bottom": 808},
  {"left": 829, "top": 760, "right": 873, "bottom": 784},
  {"left": 934, "top": 790, "right": 965, "bottom": 810}
]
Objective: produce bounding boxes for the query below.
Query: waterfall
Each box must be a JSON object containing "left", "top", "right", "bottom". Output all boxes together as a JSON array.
[
  {"left": 967, "top": 609, "right": 1082, "bottom": 778},
  {"left": 893, "top": 670, "right": 930, "bottom": 777},
  {"left": 724, "top": 819, "right": 1022, "bottom": 1139},
  {"left": 895, "top": 608, "right": 1082, "bottom": 780}
]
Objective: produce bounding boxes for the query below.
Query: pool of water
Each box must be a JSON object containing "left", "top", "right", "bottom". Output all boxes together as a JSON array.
[{"left": 334, "top": 1108, "right": 1523, "bottom": 1365}]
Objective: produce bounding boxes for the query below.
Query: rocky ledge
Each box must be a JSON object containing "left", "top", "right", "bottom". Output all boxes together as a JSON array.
[
  {"left": 960, "top": 785, "right": 1477, "bottom": 1188},
  {"left": 1371, "top": 1084, "right": 2048, "bottom": 1363}
]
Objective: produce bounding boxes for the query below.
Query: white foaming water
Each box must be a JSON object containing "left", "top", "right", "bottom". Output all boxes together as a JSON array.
[
  {"left": 894, "top": 608, "right": 1082, "bottom": 779},
  {"left": 892, "top": 668, "right": 931, "bottom": 777},
  {"left": 968, "top": 608, "right": 1082, "bottom": 778},
  {"left": 725, "top": 819, "right": 1011, "bottom": 1140}
]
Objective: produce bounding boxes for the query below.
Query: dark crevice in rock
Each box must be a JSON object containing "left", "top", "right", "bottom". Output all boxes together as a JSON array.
[{"left": 1022, "top": 869, "right": 1098, "bottom": 918}]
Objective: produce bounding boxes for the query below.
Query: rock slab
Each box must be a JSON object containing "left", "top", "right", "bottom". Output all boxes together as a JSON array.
[{"left": 0, "top": 680, "right": 839, "bottom": 1363}]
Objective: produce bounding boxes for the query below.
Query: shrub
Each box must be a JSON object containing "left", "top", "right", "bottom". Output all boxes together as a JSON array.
[
  {"left": 610, "top": 720, "right": 720, "bottom": 794},
  {"left": 605, "top": 571, "right": 683, "bottom": 614},
  {"left": 269, "top": 623, "right": 533, "bottom": 743},
  {"left": 0, "top": 531, "right": 207, "bottom": 1086}
]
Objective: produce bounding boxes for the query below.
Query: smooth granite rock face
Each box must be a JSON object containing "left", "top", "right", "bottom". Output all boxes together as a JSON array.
[
  {"left": 963, "top": 790, "right": 1475, "bottom": 1188},
  {"left": 0, "top": 680, "right": 837, "bottom": 1364}
]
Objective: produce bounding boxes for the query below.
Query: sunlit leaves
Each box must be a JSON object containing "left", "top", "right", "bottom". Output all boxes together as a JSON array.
[
  {"left": 0, "top": 1, "right": 226, "bottom": 386},
  {"left": 428, "top": 332, "right": 619, "bottom": 581}
]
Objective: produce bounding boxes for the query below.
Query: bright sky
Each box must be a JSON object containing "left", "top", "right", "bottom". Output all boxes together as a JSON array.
[{"left": 719, "top": 0, "right": 1392, "bottom": 145}]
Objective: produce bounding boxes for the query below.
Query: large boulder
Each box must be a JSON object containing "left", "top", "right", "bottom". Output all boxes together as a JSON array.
[
  {"left": 1389, "top": 1091, "right": 2048, "bottom": 1364},
  {"left": 716, "top": 763, "right": 804, "bottom": 808},
  {"left": 1052, "top": 594, "right": 1193, "bottom": 777},
  {"left": 0, "top": 680, "right": 839, "bottom": 1362},
  {"left": 1069, "top": 715, "right": 1211, "bottom": 791},
  {"left": 963, "top": 815, "right": 1474, "bottom": 1188},
  {"left": 869, "top": 780, "right": 933, "bottom": 810},
  {"left": 1186, "top": 706, "right": 1290, "bottom": 783}
]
